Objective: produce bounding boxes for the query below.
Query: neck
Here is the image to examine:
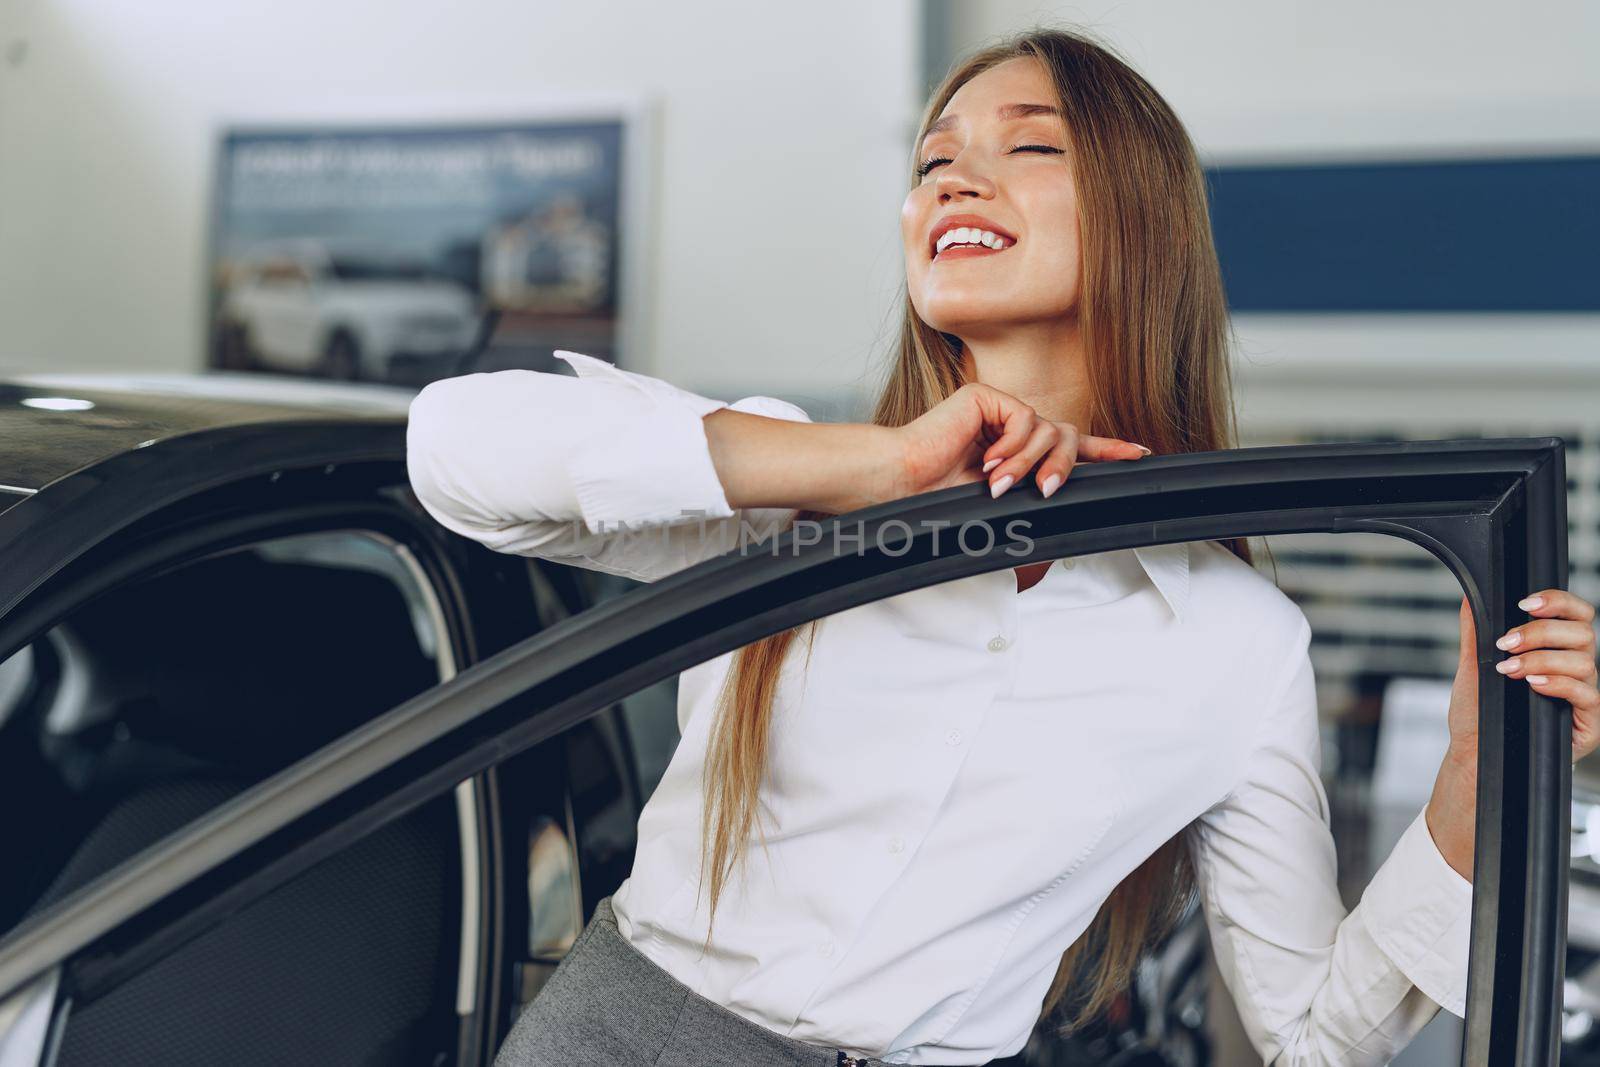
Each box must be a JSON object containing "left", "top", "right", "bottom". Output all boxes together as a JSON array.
[{"left": 955, "top": 317, "right": 1093, "bottom": 432}]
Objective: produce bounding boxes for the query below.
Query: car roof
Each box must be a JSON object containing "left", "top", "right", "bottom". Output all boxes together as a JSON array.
[{"left": 0, "top": 371, "right": 414, "bottom": 500}]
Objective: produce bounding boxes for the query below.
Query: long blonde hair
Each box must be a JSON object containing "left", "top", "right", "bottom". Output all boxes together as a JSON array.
[{"left": 696, "top": 25, "right": 1253, "bottom": 1034}]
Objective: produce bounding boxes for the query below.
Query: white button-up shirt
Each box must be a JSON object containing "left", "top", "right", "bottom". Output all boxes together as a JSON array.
[{"left": 405, "top": 351, "right": 1474, "bottom": 1066}]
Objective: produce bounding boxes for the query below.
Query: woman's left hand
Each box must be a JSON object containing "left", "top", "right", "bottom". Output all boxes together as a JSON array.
[{"left": 1428, "top": 588, "right": 1600, "bottom": 878}]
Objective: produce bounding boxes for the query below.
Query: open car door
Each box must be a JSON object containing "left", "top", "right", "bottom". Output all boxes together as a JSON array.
[{"left": 0, "top": 436, "right": 1571, "bottom": 1066}]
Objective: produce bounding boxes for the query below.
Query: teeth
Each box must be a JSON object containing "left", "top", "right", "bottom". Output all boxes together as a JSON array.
[{"left": 935, "top": 227, "right": 1010, "bottom": 255}]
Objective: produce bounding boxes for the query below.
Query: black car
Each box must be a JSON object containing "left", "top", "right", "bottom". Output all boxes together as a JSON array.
[{"left": 0, "top": 373, "right": 1571, "bottom": 1067}]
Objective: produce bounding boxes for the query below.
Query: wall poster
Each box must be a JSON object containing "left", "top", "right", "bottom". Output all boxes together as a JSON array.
[{"left": 207, "top": 106, "right": 648, "bottom": 388}]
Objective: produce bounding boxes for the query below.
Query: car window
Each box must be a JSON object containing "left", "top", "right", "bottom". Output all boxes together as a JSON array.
[
  {"left": 256, "top": 260, "right": 308, "bottom": 286},
  {"left": 0, "top": 529, "right": 450, "bottom": 937},
  {"left": 326, "top": 255, "right": 433, "bottom": 282}
]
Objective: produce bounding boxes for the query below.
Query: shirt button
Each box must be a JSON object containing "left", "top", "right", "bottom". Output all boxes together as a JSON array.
[
  {"left": 986, "top": 635, "right": 1009, "bottom": 652},
  {"left": 888, "top": 835, "right": 905, "bottom": 854},
  {"left": 1060, "top": 557, "right": 1076, "bottom": 570},
  {"left": 945, "top": 729, "right": 963, "bottom": 746},
  {"left": 818, "top": 939, "right": 835, "bottom": 957}
]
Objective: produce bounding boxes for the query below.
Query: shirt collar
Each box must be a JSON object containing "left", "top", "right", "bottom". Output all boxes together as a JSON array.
[{"left": 1131, "top": 541, "right": 1191, "bottom": 623}]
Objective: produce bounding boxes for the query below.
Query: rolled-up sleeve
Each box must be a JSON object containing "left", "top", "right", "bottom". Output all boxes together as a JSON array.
[
  {"left": 405, "top": 349, "right": 810, "bottom": 581},
  {"left": 1186, "top": 611, "right": 1474, "bottom": 1065}
]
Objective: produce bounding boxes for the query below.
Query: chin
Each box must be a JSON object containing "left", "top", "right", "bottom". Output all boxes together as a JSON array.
[{"left": 918, "top": 300, "right": 1033, "bottom": 335}]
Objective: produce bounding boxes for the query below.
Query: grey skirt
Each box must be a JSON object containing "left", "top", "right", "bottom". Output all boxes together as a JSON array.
[{"left": 493, "top": 895, "right": 899, "bottom": 1067}]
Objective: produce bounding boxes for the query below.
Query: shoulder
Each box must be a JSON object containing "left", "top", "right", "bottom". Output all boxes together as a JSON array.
[{"left": 1188, "top": 540, "right": 1311, "bottom": 657}]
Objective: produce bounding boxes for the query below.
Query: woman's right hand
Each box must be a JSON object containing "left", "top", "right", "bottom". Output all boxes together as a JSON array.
[{"left": 888, "top": 382, "right": 1152, "bottom": 503}]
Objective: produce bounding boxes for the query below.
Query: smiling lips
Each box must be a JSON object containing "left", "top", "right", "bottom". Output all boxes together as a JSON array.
[
  {"left": 928, "top": 215, "right": 1018, "bottom": 262},
  {"left": 935, "top": 238, "right": 1009, "bottom": 262}
]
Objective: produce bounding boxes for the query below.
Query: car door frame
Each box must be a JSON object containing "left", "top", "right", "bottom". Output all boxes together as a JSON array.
[{"left": 0, "top": 435, "right": 1571, "bottom": 1066}]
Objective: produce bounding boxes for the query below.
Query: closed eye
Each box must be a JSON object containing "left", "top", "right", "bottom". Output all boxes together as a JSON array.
[{"left": 915, "top": 144, "right": 1063, "bottom": 178}]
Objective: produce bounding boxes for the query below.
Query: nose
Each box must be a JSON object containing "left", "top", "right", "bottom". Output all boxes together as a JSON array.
[{"left": 934, "top": 152, "right": 996, "bottom": 203}]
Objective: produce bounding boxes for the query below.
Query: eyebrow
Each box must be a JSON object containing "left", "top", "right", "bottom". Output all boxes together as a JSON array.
[{"left": 922, "top": 103, "right": 1063, "bottom": 142}]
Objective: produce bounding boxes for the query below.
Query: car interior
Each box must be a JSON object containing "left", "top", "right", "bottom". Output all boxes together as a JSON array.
[
  {"left": 0, "top": 531, "right": 464, "bottom": 1064},
  {"left": 0, "top": 524, "right": 664, "bottom": 1067}
]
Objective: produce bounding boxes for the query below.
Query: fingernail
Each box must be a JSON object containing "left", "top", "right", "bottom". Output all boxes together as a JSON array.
[
  {"left": 1519, "top": 595, "right": 1545, "bottom": 611},
  {"left": 1041, "top": 473, "right": 1062, "bottom": 498},
  {"left": 1496, "top": 658, "right": 1520, "bottom": 673},
  {"left": 1527, "top": 675, "right": 1550, "bottom": 685},
  {"left": 990, "top": 474, "right": 1014, "bottom": 499},
  {"left": 982, "top": 457, "right": 1002, "bottom": 473},
  {"left": 1134, "top": 444, "right": 1152, "bottom": 456},
  {"left": 1496, "top": 632, "right": 1522, "bottom": 650}
]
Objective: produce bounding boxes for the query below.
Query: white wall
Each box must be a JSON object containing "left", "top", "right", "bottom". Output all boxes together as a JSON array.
[
  {"left": 941, "top": 0, "right": 1600, "bottom": 162},
  {"left": 0, "top": 0, "right": 921, "bottom": 400}
]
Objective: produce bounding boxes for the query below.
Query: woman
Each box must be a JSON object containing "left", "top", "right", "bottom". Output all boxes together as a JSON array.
[{"left": 406, "top": 27, "right": 1600, "bottom": 1067}]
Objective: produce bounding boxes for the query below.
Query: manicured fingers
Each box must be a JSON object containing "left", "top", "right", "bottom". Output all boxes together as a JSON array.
[
  {"left": 978, "top": 411, "right": 1035, "bottom": 493},
  {"left": 965, "top": 376, "right": 1153, "bottom": 499},
  {"left": 988, "top": 420, "right": 1059, "bottom": 498},
  {"left": 976, "top": 398, "right": 1038, "bottom": 480},
  {"left": 1496, "top": 586, "right": 1599, "bottom": 662},
  {"left": 1494, "top": 588, "right": 1600, "bottom": 762},
  {"left": 986, "top": 428, "right": 1153, "bottom": 498},
  {"left": 973, "top": 392, "right": 1041, "bottom": 493},
  {"left": 1517, "top": 588, "right": 1596, "bottom": 624},
  {"left": 1035, "top": 425, "right": 1083, "bottom": 498},
  {"left": 1076, "top": 435, "right": 1153, "bottom": 462},
  {"left": 1494, "top": 648, "right": 1595, "bottom": 680}
]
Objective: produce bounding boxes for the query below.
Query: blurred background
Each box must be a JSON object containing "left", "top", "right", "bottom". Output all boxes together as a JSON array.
[{"left": 0, "top": 1, "right": 1596, "bottom": 1064}]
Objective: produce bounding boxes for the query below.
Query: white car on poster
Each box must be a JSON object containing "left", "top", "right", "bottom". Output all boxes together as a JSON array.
[{"left": 214, "top": 240, "right": 479, "bottom": 382}]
